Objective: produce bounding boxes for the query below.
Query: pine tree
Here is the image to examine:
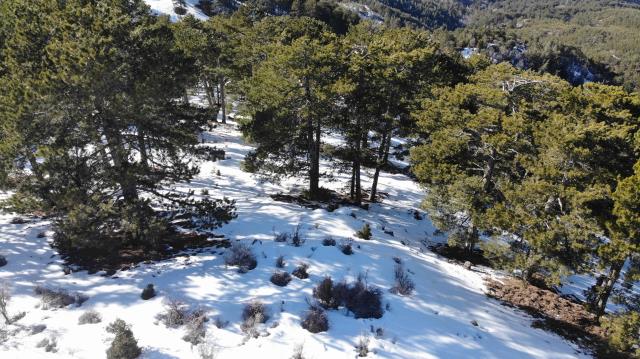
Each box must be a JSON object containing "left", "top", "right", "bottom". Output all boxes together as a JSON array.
[
  {"left": 242, "top": 17, "right": 339, "bottom": 200},
  {"left": 1, "top": 0, "right": 236, "bottom": 258},
  {"left": 411, "top": 64, "right": 553, "bottom": 257},
  {"left": 589, "top": 159, "right": 640, "bottom": 318}
]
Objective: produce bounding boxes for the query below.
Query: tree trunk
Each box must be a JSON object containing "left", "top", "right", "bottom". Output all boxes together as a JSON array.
[
  {"left": 183, "top": 88, "right": 189, "bottom": 105},
  {"left": 483, "top": 147, "right": 496, "bottom": 193},
  {"left": 304, "top": 77, "right": 318, "bottom": 200},
  {"left": 465, "top": 224, "right": 479, "bottom": 257},
  {"left": 220, "top": 77, "right": 227, "bottom": 124},
  {"left": 592, "top": 259, "right": 625, "bottom": 319},
  {"left": 137, "top": 129, "right": 149, "bottom": 170},
  {"left": 350, "top": 164, "right": 355, "bottom": 199},
  {"left": 26, "top": 149, "right": 43, "bottom": 182},
  {"left": 311, "top": 116, "right": 321, "bottom": 196},
  {"left": 105, "top": 129, "right": 138, "bottom": 203},
  {"left": 354, "top": 128, "right": 362, "bottom": 205},
  {"left": 370, "top": 129, "right": 391, "bottom": 202},
  {"left": 204, "top": 79, "right": 215, "bottom": 108}
]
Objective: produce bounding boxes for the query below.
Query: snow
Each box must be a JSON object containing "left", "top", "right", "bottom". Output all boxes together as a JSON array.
[
  {"left": 461, "top": 47, "right": 478, "bottom": 59},
  {"left": 0, "top": 108, "right": 590, "bottom": 358},
  {"left": 144, "top": 0, "right": 208, "bottom": 21}
]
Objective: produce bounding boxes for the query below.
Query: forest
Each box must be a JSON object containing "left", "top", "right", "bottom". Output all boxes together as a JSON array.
[{"left": 0, "top": 0, "right": 639, "bottom": 358}]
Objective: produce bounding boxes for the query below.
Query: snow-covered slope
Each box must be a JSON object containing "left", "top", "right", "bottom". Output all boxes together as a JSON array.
[{"left": 0, "top": 118, "right": 589, "bottom": 358}]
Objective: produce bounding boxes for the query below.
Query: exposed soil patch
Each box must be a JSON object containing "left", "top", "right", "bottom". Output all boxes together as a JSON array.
[
  {"left": 59, "top": 231, "right": 229, "bottom": 275},
  {"left": 486, "top": 278, "right": 631, "bottom": 359}
]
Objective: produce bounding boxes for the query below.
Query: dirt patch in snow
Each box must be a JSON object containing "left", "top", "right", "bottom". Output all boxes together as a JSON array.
[{"left": 486, "top": 278, "right": 631, "bottom": 359}]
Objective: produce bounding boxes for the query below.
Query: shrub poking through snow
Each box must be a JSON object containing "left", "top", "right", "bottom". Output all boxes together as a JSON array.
[
  {"left": 313, "top": 276, "right": 383, "bottom": 319},
  {"left": 183, "top": 311, "right": 208, "bottom": 345},
  {"left": 274, "top": 232, "right": 289, "bottom": 243},
  {"left": 78, "top": 310, "right": 102, "bottom": 325},
  {"left": 339, "top": 242, "right": 354, "bottom": 255},
  {"left": 390, "top": 263, "right": 415, "bottom": 296},
  {"left": 345, "top": 277, "right": 383, "bottom": 319},
  {"left": 36, "top": 336, "right": 58, "bottom": 353},
  {"left": 213, "top": 316, "right": 229, "bottom": 329},
  {"left": 314, "top": 277, "right": 339, "bottom": 309},
  {"left": 224, "top": 242, "right": 257, "bottom": 273},
  {"left": 197, "top": 334, "right": 218, "bottom": 359},
  {"left": 292, "top": 263, "right": 309, "bottom": 279},
  {"left": 331, "top": 280, "right": 350, "bottom": 307},
  {"left": 31, "top": 324, "right": 47, "bottom": 334},
  {"left": 106, "top": 319, "right": 141, "bottom": 359},
  {"left": 34, "top": 286, "right": 88, "bottom": 309},
  {"left": 275, "top": 255, "right": 285, "bottom": 268},
  {"left": 322, "top": 237, "right": 336, "bottom": 246},
  {"left": 158, "top": 299, "right": 208, "bottom": 336},
  {"left": 290, "top": 225, "right": 305, "bottom": 247},
  {"left": 140, "top": 284, "right": 156, "bottom": 300},
  {"left": 355, "top": 223, "right": 372, "bottom": 240},
  {"left": 270, "top": 271, "right": 292, "bottom": 287},
  {"left": 158, "top": 298, "right": 191, "bottom": 328},
  {"left": 291, "top": 343, "right": 305, "bottom": 359},
  {"left": 301, "top": 304, "right": 329, "bottom": 333},
  {"left": 0, "top": 255, "right": 6, "bottom": 267},
  {"left": 0, "top": 282, "right": 25, "bottom": 324},
  {"left": 355, "top": 334, "right": 370, "bottom": 357},
  {"left": 241, "top": 301, "right": 269, "bottom": 337}
]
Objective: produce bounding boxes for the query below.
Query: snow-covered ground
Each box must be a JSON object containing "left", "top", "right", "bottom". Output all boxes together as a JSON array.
[{"left": 0, "top": 115, "right": 593, "bottom": 358}]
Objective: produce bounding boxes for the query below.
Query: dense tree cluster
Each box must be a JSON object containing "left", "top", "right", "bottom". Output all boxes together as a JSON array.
[
  {"left": 411, "top": 61, "right": 640, "bottom": 355},
  {"left": 240, "top": 19, "right": 460, "bottom": 202},
  {"left": 0, "top": 0, "right": 235, "bottom": 261}
]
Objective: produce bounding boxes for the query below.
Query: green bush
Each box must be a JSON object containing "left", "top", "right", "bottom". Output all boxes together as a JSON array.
[
  {"left": 355, "top": 224, "right": 371, "bottom": 240},
  {"left": 53, "top": 199, "right": 170, "bottom": 260},
  {"left": 140, "top": 284, "right": 156, "bottom": 300},
  {"left": 186, "top": 197, "right": 237, "bottom": 230},
  {"left": 602, "top": 311, "right": 640, "bottom": 357},
  {"left": 0, "top": 190, "right": 45, "bottom": 214},
  {"left": 106, "top": 319, "right": 141, "bottom": 359},
  {"left": 481, "top": 238, "right": 569, "bottom": 288}
]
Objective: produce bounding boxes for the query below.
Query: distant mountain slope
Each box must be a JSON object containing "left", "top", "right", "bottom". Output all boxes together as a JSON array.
[
  {"left": 144, "top": 0, "right": 640, "bottom": 90},
  {"left": 353, "top": 0, "right": 640, "bottom": 89}
]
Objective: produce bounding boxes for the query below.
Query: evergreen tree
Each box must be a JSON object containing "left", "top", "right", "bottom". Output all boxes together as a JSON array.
[
  {"left": 1, "top": 0, "right": 236, "bottom": 259},
  {"left": 589, "top": 159, "right": 640, "bottom": 318},
  {"left": 242, "top": 17, "right": 339, "bottom": 199},
  {"left": 411, "top": 64, "right": 551, "bottom": 257}
]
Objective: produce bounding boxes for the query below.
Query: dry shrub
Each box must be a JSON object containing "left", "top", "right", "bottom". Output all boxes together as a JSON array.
[
  {"left": 301, "top": 304, "right": 329, "bottom": 333},
  {"left": 224, "top": 243, "right": 257, "bottom": 273},
  {"left": 390, "top": 263, "right": 415, "bottom": 296},
  {"left": 34, "top": 286, "right": 88, "bottom": 310},
  {"left": 78, "top": 310, "right": 102, "bottom": 325},
  {"left": 292, "top": 264, "right": 309, "bottom": 279},
  {"left": 241, "top": 301, "right": 269, "bottom": 337},
  {"left": 270, "top": 271, "right": 292, "bottom": 287}
]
